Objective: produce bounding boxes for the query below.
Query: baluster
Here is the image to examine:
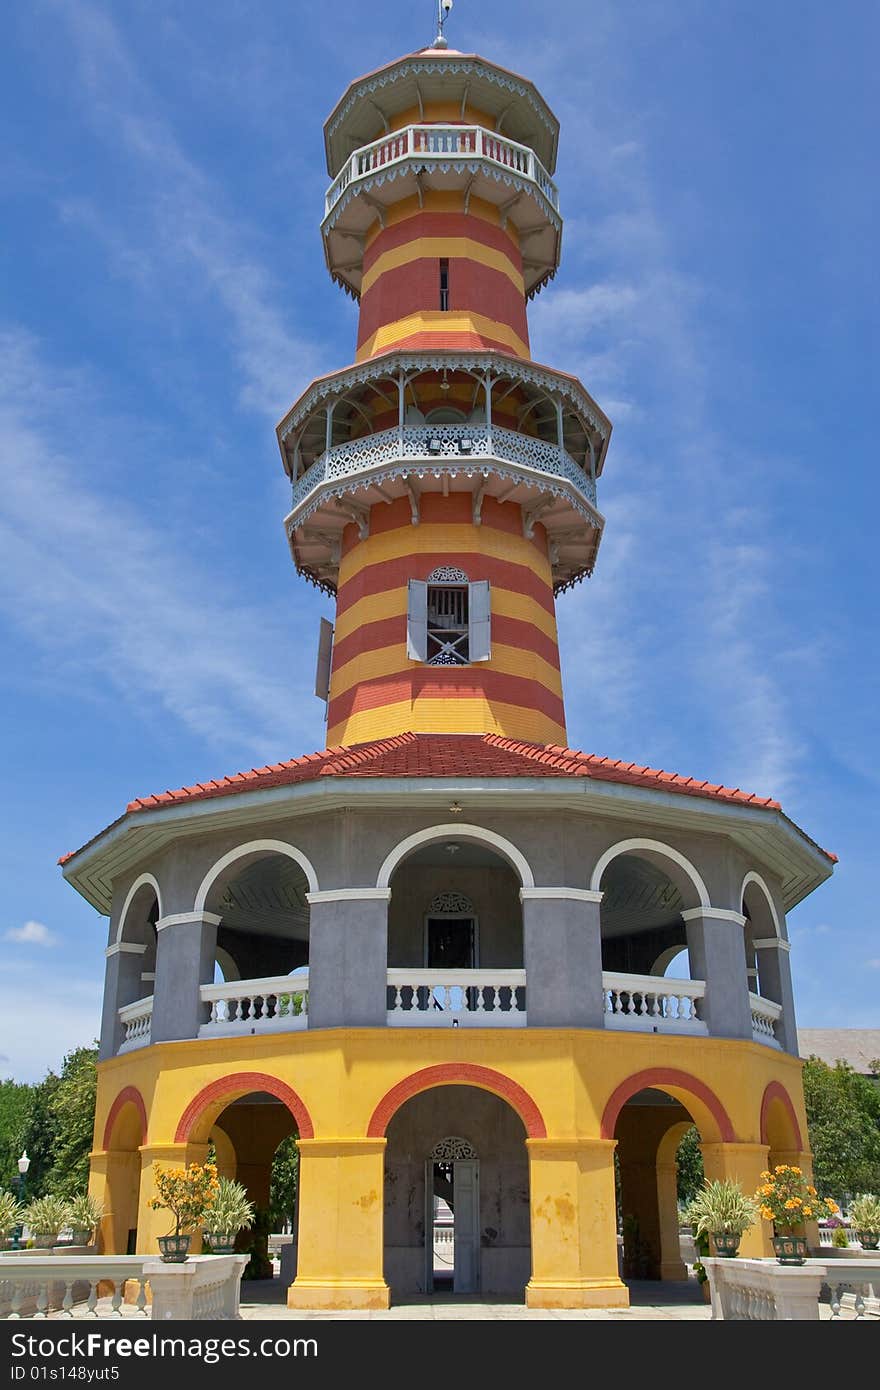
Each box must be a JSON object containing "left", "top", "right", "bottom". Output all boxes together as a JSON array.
[
  {"left": 830, "top": 1283, "right": 842, "bottom": 1317},
  {"left": 34, "top": 1281, "right": 49, "bottom": 1318},
  {"left": 625, "top": 992, "right": 636, "bottom": 1016},
  {"left": 475, "top": 984, "right": 486, "bottom": 1013},
  {"left": 136, "top": 1278, "right": 148, "bottom": 1316},
  {"left": 9, "top": 1282, "right": 23, "bottom": 1318},
  {"left": 62, "top": 1279, "right": 75, "bottom": 1316},
  {"left": 110, "top": 1279, "right": 123, "bottom": 1316},
  {"left": 86, "top": 1280, "right": 99, "bottom": 1316},
  {"left": 646, "top": 992, "right": 658, "bottom": 1017}
]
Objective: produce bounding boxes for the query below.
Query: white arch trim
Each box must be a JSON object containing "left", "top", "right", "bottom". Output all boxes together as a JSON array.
[
  {"left": 376, "top": 823, "right": 535, "bottom": 890},
  {"left": 214, "top": 947, "right": 241, "bottom": 983},
  {"left": 740, "top": 871, "right": 782, "bottom": 939},
  {"left": 589, "top": 838, "right": 711, "bottom": 908},
  {"left": 116, "top": 873, "right": 163, "bottom": 944},
  {"left": 194, "top": 838, "right": 320, "bottom": 913}
]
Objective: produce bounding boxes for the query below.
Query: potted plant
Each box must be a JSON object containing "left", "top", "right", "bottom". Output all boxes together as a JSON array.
[
  {"left": 21, "top": 1195, "right": 70, "bottom": 1249},
  {"left": 203, "top": 1177, "right": 255, "bottom": 1255},
  {"left": 148, "top": 1162, "right": 219, "bottom": 1261},
  {"left": 0, "top": 1191, "right": 23, "bottom": 1248},
  {"left": 848, "top": 1193, "right": 880, "bottom": 1250},
  {"left": 67, "top": 1193, "right": 105, "bottom": 1247},
  {"left": 754, "top": 1164, "right": 838, "bottom": 1263},
  {"left": 685, "top": 1178, "right": 758, "bottom": 1258}
]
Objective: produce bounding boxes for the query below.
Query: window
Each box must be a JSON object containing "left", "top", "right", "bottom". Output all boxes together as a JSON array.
[
  {"left": 406, "top": 574, "right": 491, "bottom": 665},
  {"left": 439, "top": 258, "right": 450, "bottom": 311}
]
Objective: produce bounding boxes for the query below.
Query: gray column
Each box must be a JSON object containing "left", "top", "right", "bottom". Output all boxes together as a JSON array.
[
  {"left": 521, "top": 889, "right": 605, "bottom": 1028},
  {"left": 682, "top": 908, "right": 752, "bottom": 1040},
  {"left": 99, "top": 943, "right": 147, "bottom": 1059},
  {"left": 150, "top": 912, "right": 220, "bottom": 1043},
  {"left": 754, "top": 938, "right": 799, "bottom": 1054},
  {"left": 306, "top": 890, "right": 390, "bottom": 1028}
]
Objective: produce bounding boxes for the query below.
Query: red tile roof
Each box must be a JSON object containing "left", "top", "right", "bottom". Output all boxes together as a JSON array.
[{"left": 57, "top": 733, "right": 837, "bottom": 865}]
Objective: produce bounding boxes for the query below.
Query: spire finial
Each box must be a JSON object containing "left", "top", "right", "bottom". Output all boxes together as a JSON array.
[{"left": 433, "top": 0, "right": 453, "bottom": 49}]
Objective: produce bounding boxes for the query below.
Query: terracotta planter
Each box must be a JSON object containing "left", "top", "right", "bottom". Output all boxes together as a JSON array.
[
  {"left": 157, "top": 1233, "right": 191, "bottom": 1263},
  {"left": 772, "top": 1233, "right": 808, "bottom": 1264}
]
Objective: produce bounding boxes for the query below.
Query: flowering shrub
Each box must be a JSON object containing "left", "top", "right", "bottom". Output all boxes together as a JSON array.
[
  {"left": 149, "top": 1162, "right": 219, "bottom": 1237},
  {"left": 754, "top": 1164, "right": 838, "bottom": 1232}
]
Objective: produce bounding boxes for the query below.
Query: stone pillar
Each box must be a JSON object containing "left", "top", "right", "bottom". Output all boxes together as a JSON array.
[
  {"left": 305, "top": 890, "right": 390, "bottom": 1028},
  {"left": 520, "top": 889, "right": 605, "bottom": 1027},
  {"left": 681, "top": 908, "right": 752, "bottom": 1040},
  {"left": 525, "top": 1138, "right": 628, "bottom": 1309},
  {"left": 136, "top": 1141, "right": 209, "bottom": 1257},
  {"left": 656, "top": 1157, "right": 688, "bottom": 1280},
  {"left": 88, "top": 1149, "right": 141, "bottom": 1255},
  {"left": 99, "top": 943, "right": 148, "bottom": 1059},
  {"left": 150, "top": 913, "right": 220, "bottom": 1043},
  {"left": 754, "top": 937, "right": 798, "bottom": 1053},
  {"left": 287, "top": 1138, "right": 390, "bottom": 1309},
  {"left": 701, "top": 1141, "right": 773, "bottom": 1257}
]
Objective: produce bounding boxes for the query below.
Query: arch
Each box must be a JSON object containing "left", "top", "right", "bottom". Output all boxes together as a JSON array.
[
  {"left": 651, "top": 945, "right": 689, "bottom": 978},
  {"left": 590, "top": 838, "right": 710, "bottom": 908},
  {"left": 102, "top": 1085, "right": 148, "bottom": 1150},
  {"left": 116, "top": 874, "right": 162, "bottom": 944},
  {"left": 600, "top": 1068, "right": 736, "bottom": 1143},
  {"left": 656, "top": 1119, "right": 697, "bottom": 1168},
  {"left": 377, "top": 824, "right": 535, "bottom": 890},
  {"left": 741, "top": 871, "right": 782, "bottom": 939},
  {"left": 174, "top": 1071, "right": 315, "bottom": 1143},
  {"left": 214, "top": 947, "right": 241, "bottom": 983},
  {"left": 194, "top": 839, "right": 319, "bottom": 913},
  {"left": 759, "top": 1081, "right": 803, "bottom": 1153},
  {"left": 367, "top": 1063, "right": 546, "bottom": 1139}
]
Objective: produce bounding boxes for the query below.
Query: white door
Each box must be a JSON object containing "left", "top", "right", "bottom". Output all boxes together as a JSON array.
[{"left": 453, "top": 1160, "right": 480, "bottom": 1293}]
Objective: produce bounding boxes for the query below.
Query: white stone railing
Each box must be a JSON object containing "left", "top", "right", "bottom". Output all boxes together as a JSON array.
[
  {"left": 702, "top": 1256, "right": 879, "bottom": 1320},
  {"left": 387, "top": 969, "right": 527, "bottom": 1027},
  {"left": 602, "top": 974, "right": 707, "bottom": 1035},
  {"left": 0, "top": 1254, "right": 150, "bottom": 1319},
  {"left": 290, "top": 423, "right": 597, "bottom": 516},
  {"left": 325, "top": 124, "right": 559, "bottom": 218},
  {"left": 118, "top": 996, "right": 153, "bottom": 1052},
  {"left": 749, "top": 991, "right": 782, "bottom": 1047},
  {"left": 199, "top": 974, "right": 309, "bottom": 1037}
]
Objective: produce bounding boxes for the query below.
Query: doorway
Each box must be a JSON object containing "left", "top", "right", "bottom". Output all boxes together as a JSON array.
[
  {"left": 426, "top": 1138, "right": 480, "bottom": 1293},
  {"left": 425, "top": 916, "right": 477, "bottom": 968}
]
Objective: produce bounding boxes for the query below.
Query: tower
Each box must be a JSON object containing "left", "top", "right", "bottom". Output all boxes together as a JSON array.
[{"left": 278, "top": 39, "right": 610, "bottom": 748}]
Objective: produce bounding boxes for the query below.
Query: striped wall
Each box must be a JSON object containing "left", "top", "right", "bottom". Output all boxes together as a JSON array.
[
  {"left": 326, "top": 494, "right": 566, "bottom": 747},
  {"left": 356, "top": 192, "right": 530, "bottom": 362}
]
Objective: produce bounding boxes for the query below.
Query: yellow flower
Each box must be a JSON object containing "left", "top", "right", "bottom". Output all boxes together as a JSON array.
[
  {"left": 761, "top": 1185, "right": 773, "bottom": 1196},
  {"left": 791, "top": 1167, "right": 801, "bottom": 1175},
  {"left": 803, "top": 1208, "right": 812, "bottom": 1218}
]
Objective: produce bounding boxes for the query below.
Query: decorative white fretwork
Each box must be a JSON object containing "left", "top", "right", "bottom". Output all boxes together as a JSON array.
[
  {"left": 428, "top": 891, "right": 475, "bottom": 914},
  {"left": 431, "top": 1136, "right": 478, "bottom": 1161},
  {"left": 427, "top": 567, "right": 469, "bottom": 584}
]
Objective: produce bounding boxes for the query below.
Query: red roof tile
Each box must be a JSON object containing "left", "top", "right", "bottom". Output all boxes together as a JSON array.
[{"left": 57, "top": 733, "right": 837, "bottom": 866}]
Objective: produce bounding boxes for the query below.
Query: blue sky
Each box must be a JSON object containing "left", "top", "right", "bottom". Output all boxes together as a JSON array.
[{"left": 0, "top": 1, "right": 876, "bottom": 1083}]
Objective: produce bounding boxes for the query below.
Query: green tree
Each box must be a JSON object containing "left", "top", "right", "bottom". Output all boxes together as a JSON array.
[
  {"left": 802, "top": 1057, "right": 880, "bottom": 1202},
  {"left": 0, "top": 1079, "right": 33, "bottom": 1189},
  {"left": 43, "top": 1046, "right": 98, "bottom": 1199},
  {"left": 676, "top": 1126, "right": 704, "bottom": 1206},
  {"left": 268, "top": 1134, "right": 299, "bottom": 1232},
  {"left": 17, "top": 1071, "right": 62, "bottom": 1198}
]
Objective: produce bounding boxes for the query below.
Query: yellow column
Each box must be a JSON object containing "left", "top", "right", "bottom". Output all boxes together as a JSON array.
[
  {"left": 136, "top": 1141, "right": 209, "bottom": 1256},
  {"left": 288, "top": 1138, "right": 390, "bottom": 1310},
  {"left": 89, "top": 1148, "right": 141, "bottom": 1255},
  {"left": 656, "top": 1159, "right": 687, "bottom": 1280},
  {"left": 525, "top": 1138, "right": 628, "bottom": 1309},
  {"left": 701, "top": 1141, "right": 772, "bottom": 1257}
]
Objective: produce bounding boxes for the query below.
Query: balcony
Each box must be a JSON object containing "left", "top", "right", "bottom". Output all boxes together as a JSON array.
[{"left": 116, "top": 972, "right": 784, "bottom": 1050}]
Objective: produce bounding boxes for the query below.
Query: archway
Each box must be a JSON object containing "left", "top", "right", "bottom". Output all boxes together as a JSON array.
[
  {"left": 115, "top": 878, "right": 159, "bottom": 1004},
  {"left": 742, "top": 875, "right": 782, "bottom": 1004},
  {"left": 99, "top": 1087, "right": 147, "bottom": 1255},
  {"left": 196, "top": 843, "right": 317, "bottom": 990}
]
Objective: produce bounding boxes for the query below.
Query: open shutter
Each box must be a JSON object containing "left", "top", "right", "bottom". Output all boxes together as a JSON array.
[
  {"left": 468, "top": 580, "right": 491, "bottom": 662},
  {"left": 406, "top": 579, "right": 428, "bottom": 661}
]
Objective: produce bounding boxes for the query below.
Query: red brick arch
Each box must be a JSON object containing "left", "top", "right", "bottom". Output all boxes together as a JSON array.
[
  {"left": 174, "top": 1072, "right": 314, "bottom": 1142},
  {"left": 600, "top": 1067, "right": 736, "bottom": 1142},
  {"left": 102, "top": 1085, "right": 148, "bottom": 1150},
  {"left": 366, "top": 1063, "right": 547, "bottom": 1139},
  {"left": 759, "top": 1080, "right": 803, "bottom": 1152}
]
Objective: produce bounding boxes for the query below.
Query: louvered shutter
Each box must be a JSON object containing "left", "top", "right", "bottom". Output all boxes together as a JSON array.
[
  {"left": 406, "top": 580, "right": 428, "bottom": 661},
  {"left": 468, "top": 580, "right": 491, "bottom": 662}
]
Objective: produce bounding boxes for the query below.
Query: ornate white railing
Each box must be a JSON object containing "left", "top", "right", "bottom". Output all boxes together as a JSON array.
[
  {"left": 702, "top": 1256, "right": 880, "bottom": 1320},
  {"left": 198, "top": 974, "right": 309, "bottom": 1037},
  {"left": 118, "top": 996, "right": 153, "bottom": 1052},
  {"left": 749, "top": 992, "right": 782, "bottom": 1048},
  {"left": 602, "top": 974, "right": 707, "bottom": 1035},
  {"left": 0, "top": 1254, "right": 150, "bottom": 1319},
  {"left": 387, "top": 969, "right": 527, "bottom": 1027},
  {"left": 290, "top": 424, "right": 597, "bottom": 516},
  {"left": 325, "top": 124, "right": 559, "bottom": 218}
]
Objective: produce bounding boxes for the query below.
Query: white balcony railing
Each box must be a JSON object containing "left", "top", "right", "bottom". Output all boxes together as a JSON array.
[
  {"left": 750, "top": 991, "right": 782, "bottom": 1048},
  {"left": 118, "top": 995, "right": 153, "bottom": 1052},
  {"left": 198, "top": 974, "right": 309, "bottom": 1037},
  {"left": 290, "top": 423, "right": 598, "bottom": 517},
  {"left": 603, "top": 974, "right": 707, "bottom": 1035},
  {"left": 325, "top": 124, "right": 559, "bottom": 219},
  {"left": 387, "top": 969, "right": 527, "bottom": 1027}
]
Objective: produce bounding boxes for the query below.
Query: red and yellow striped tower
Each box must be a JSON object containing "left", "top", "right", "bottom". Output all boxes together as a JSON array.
[{"left": 277, "top": 40, "right": 612, "bottom": 748}]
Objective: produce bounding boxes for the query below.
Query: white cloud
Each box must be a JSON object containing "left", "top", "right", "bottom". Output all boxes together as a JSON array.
[
  {"left": 4, "top": 920, "right": 59, "bottom": 948},
  {"left": 866, "top": 959, "right": 880, "bottom": 970}
]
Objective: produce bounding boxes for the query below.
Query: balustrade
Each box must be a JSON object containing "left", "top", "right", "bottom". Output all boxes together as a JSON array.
[
  {"left": 325, "top": 124, "right": 559, "bottom": 217},
  {"left": 198, "top": 974, "right": 309, "bottom": 1037},
  {"left": 0, "top": 1255, "right": 149, "bottom": 1319},
  {"left": 603, "top": 974, "right": 707, "bottom": 1035},
  {"left": 386, "top": 969, "right": 527, "bottom": 1027},
  {"left": 118, "top": 996, "right": 153, "bottom": 1052},
  {"left": 749, "top": 991, "right": 782, "bottom": 1047}
]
